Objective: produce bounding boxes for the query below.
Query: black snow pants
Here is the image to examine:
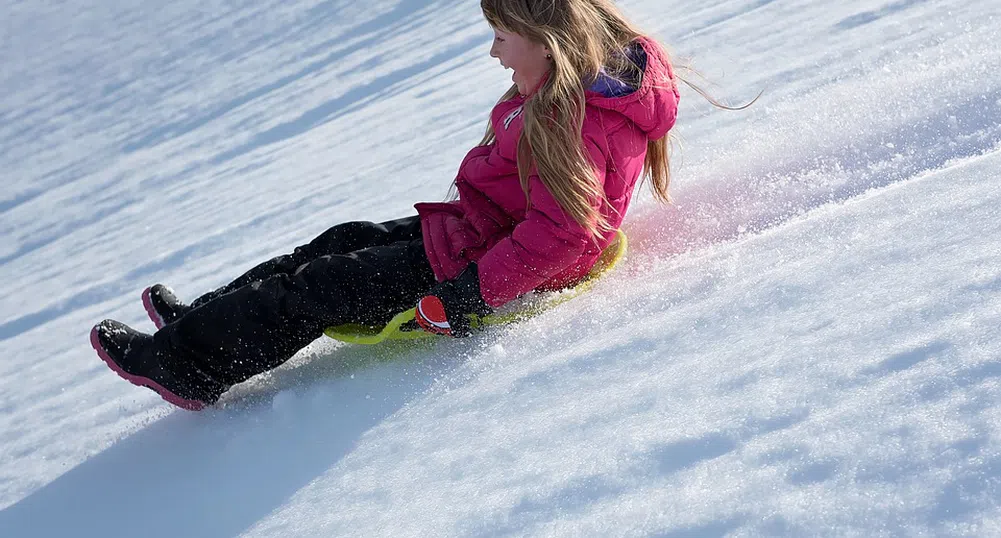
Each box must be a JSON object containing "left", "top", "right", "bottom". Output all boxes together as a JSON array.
[{"left": 152, "top": 216, "right": 437, "bottom": 386}]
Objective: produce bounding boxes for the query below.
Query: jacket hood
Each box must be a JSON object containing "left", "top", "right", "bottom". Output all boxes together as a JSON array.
[{"left": 585, "top": 37, "right": 680, "bottom": 141}]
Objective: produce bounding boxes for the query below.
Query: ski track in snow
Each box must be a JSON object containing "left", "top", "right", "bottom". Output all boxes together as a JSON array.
[{"left": 1, "top": 0, "right": 1001, "bottom": 536}]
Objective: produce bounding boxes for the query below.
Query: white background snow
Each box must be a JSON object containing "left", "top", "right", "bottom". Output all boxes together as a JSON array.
[{"left": 2, "top": 0, "right": 1000, "bottom": 536}]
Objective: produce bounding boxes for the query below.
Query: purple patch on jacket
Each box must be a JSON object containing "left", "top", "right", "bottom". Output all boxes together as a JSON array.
[{"left": 589, "top": 43, "right": 648, "bottom": 98}]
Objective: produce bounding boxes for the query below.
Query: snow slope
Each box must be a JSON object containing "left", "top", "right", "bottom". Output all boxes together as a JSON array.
[{"left": 2, "top": 0, "right": 1000, "bottom": 536}]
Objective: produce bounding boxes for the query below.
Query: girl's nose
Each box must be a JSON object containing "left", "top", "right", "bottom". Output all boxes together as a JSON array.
[{"left": 489, "top": 42, "right": 499, "bottom": 59}]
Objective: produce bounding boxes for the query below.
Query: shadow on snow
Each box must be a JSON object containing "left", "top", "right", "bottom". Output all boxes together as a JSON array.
[{"left": 0, "top": 340, "right": 461, "bottom": 538}]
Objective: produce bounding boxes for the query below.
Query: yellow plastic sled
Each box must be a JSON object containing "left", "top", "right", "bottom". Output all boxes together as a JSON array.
[{"left": 324, "top": 230, "right": 628, "bottom": 345}]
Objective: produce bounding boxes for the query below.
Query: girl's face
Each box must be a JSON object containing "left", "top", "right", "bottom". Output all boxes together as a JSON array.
[{"left": 489, "top": 27, "right": 551, "bottom": 95}]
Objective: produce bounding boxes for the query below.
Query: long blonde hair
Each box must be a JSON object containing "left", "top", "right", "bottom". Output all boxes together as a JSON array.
[{"left": 479, "top": 0, "right": 672, "bottom": 238}]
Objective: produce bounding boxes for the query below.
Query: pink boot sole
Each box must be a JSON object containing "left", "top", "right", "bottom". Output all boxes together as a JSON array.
[
  {"left": 141, "top": 287, "right": 167, "bottom": 330},
  {"left": 90, "top": 327, "right": 205, "bottom": 411}
]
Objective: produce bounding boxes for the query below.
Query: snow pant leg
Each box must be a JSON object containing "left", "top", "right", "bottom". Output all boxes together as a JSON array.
[
  {"left": 191, "top": 216, "right": 423, "bottom": 308},
  {"left": 155, "top": 237, "right": 435, "bottom": 386}
]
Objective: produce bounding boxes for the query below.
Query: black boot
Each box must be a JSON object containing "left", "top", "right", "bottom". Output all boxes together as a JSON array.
[
  {"left": 90, "top": 320, "right": 228, "bottom": 410},
  {"left": 142, "top": 284, "right": 192, "bottom": 329}
]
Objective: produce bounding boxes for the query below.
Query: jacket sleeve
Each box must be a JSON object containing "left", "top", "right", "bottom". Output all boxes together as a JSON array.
[{"left": 475, "top": 136, "right": 608, "bottom": 307}]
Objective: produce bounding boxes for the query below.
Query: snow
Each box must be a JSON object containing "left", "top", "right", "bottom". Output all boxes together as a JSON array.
[{"left": 1, "top": 0, "right": 1000, "bottom": 536}]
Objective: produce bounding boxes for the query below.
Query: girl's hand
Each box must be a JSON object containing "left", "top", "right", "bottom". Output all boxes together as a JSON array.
[{"left": 415, "top": 264, "right": 491, "bottom": 338}]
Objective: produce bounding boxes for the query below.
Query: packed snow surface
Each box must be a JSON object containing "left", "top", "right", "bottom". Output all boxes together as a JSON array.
[{"left": 2, "top": 0, "right": 1000, "bottom": 536}]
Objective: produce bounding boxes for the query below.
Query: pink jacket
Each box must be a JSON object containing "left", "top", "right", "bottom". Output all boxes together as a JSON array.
[{"left": 415, "top": 37, "right": 679, "bottom": 308}]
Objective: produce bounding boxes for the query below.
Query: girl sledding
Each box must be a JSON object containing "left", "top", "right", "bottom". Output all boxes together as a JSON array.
[{"left": 91, "top": 0, "right": 681, "bottom": 410}]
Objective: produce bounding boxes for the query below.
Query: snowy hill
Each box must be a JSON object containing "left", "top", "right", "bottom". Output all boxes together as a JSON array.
[{"left": 2, "top": 0, "right": 1000, "bottom": 536}]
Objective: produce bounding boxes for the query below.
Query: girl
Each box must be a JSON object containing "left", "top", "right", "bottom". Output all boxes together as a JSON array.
[{"left": 91, "top": 0, "right": 681, "bottom": 410}]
